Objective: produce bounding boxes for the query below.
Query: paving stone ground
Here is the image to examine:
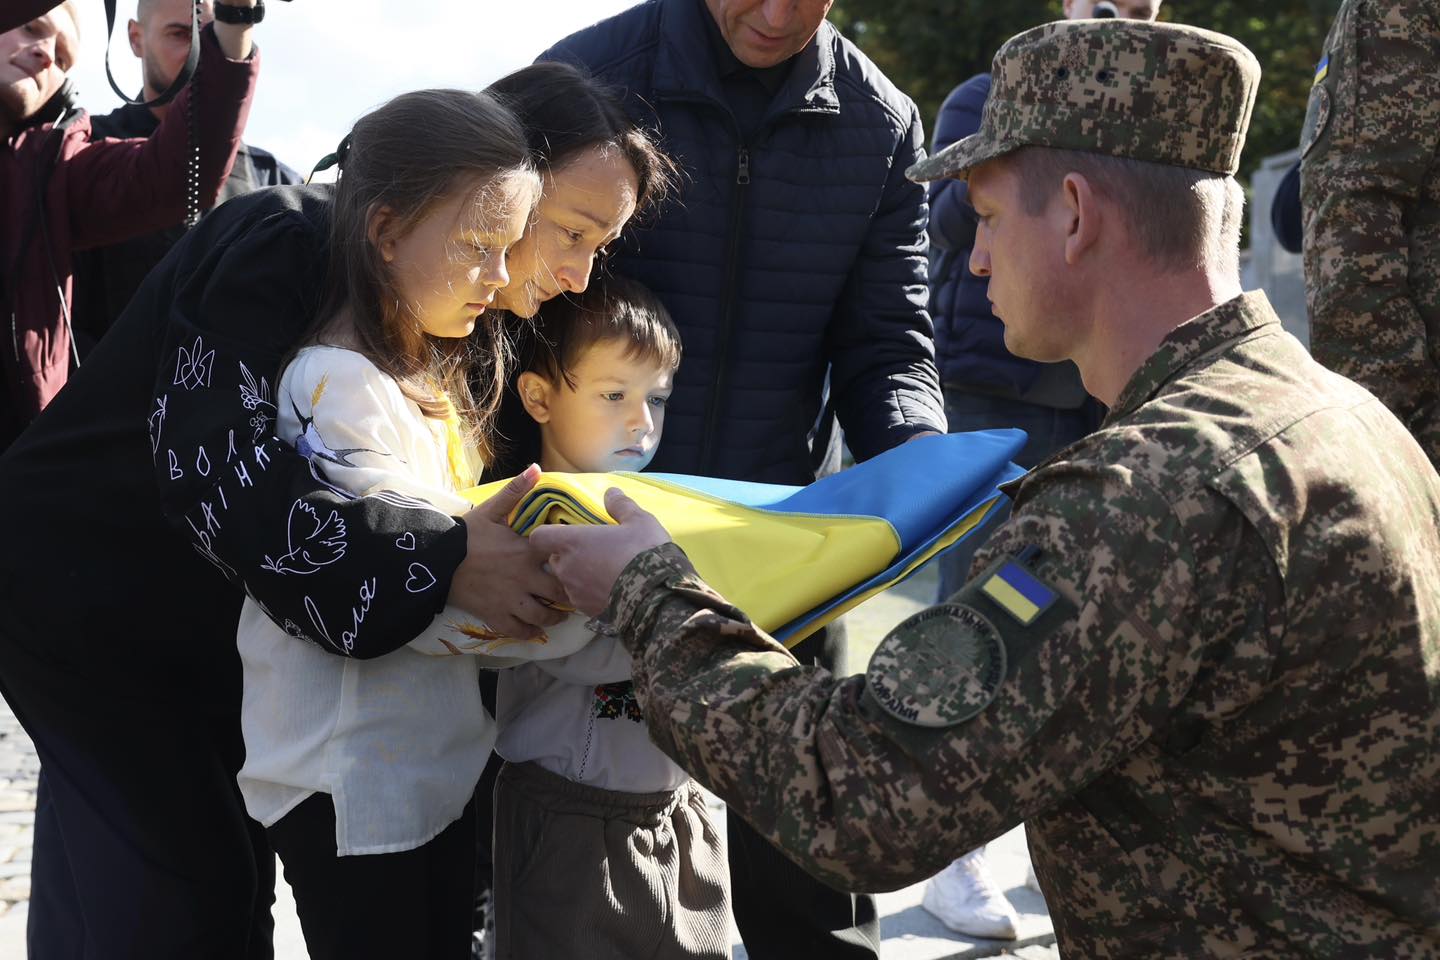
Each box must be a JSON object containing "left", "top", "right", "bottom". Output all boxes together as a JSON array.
[
  {"left": 0, "top": 705, "right": 37, "bottom": 917},
  {"left": 0, "top": 562, "right": 1057, "bottom": 958}
]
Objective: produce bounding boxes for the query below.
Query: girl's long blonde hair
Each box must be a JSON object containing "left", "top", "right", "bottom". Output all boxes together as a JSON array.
[{"left": 312, "top": 88, "right": 538, "bottom": 465}]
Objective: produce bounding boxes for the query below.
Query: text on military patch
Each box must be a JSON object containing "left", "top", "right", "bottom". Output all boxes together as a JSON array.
[{"left": 865, "top": 604, "right": 1007, "bottom": 728}]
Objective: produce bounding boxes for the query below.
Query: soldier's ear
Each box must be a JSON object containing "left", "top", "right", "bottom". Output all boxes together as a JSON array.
[
  {"left": 1061, "top": 172, "right": 1100, "bottom": 266},
  {"left": 517, "top": 371, "right": 554, "bottom": 424}
]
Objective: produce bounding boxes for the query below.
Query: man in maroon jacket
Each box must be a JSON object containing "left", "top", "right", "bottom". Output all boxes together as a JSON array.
[
  {"left": 0, "top": 0, "right": 260, "bottom": 450},
  {"left": 1, "top": 4, "right": 272, "bottom": 956}
]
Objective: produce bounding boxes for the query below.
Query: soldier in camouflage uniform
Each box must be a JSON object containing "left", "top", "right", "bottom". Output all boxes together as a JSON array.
[
  {"left": 1301, "top": 0, "right": 1440, "bottom": 465},
  {"left": 533, "top": 19, "right": 1440, "bottom": 958}
]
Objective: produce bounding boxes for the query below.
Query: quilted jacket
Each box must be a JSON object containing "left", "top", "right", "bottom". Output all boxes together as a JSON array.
[{"left": 542, "top": 0, "right": 945, "bottom": 484}]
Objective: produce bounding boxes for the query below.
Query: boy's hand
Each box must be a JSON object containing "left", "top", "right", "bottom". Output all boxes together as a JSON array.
[
  {"left": 450, "top": 465, "right": 567, "bottom": 641},
  {"left": 530, "top": 487, "right": 672, "bottom": 617}
]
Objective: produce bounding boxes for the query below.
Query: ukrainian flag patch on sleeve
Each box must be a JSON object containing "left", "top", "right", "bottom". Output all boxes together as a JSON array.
[
  {"left": 980, "top": 561, "right": 1057, "bottom": 626},
  {"left": 1313, "top": 54, "right": 1329, "bottom": 86}
]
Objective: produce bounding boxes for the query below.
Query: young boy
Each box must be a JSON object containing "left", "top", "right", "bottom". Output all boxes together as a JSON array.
[{"left": 491, "top": 276, "right": 731, "bottom": 960}]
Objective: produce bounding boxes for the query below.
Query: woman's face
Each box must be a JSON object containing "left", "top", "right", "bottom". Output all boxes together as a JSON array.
[
  {"left": 495, "top": 145, "right": 640, "bottom": 318},
  {"left": 372, "top": 171, "right": 538, "bottom": 339}
]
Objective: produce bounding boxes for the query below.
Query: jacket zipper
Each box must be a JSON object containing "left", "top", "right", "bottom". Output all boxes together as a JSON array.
[
  {"left": 656, "top": 76, "right": 824, "bottom": 474},
  {"left": 699, "top": 144, "right": 750, "bottom": 473}
]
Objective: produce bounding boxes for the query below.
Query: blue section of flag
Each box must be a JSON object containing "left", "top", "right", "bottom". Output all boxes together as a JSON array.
[
  {"left": 773, "top": 462, "right": 1026, "bottom": 641},
  {"left": 653, "top": 428, "right": 1029, "bottom": 552},
  {"left": 995, "top": 562, "right": 1056, "bottom": 610}
]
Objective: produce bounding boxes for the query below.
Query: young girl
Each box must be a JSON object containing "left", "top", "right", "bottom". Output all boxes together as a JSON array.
[
  {"left": 233, "top": 89, "right": 589, "bottom": 960},
  {"left": 491, "top": 275, "right": 732, "bottom": 960}
]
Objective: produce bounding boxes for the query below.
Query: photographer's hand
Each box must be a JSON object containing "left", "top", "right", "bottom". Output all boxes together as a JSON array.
[{"left": 214, "top": 0, "right": 259, "bottom": 60}]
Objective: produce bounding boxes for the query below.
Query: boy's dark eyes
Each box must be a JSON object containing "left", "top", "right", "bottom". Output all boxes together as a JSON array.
[
  {"left": 601, "top": 392, "right": 624, "bottom": 402},
  {"left": 647, "top": 395, "right": 668, "bottom": 407}
]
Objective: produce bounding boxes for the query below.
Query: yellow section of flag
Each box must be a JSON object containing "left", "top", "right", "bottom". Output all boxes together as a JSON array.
[{"left": 463, "top": 471, "right": 899, "bottom": 644}]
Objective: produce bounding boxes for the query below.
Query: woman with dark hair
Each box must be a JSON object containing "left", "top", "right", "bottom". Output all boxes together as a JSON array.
[
  {"left": 488, "top": 60, "right": 677, "bottom": 320},
  {"left": 483, "top": 61, "right": 680, "bottom": 480},
  {"left": 0, "top": 64, "right": 673, "bottom": 959}
]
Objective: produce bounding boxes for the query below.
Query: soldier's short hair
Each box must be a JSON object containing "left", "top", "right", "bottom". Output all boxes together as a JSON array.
[{"left": 1010, "top": 146, "right": 1244, "bottom": 276}]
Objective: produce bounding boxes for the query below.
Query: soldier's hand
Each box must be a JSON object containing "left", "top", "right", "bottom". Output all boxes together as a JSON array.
[
  {"left": 529, "top": 487, "right": 672, "bottom": 617},
  {"left": 450, "top": 464, "right": 567, "bottom": 640}
]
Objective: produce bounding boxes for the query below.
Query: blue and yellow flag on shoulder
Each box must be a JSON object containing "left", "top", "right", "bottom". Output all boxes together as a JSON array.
[
  {"left": 463, "top": 430, "right": 1027, "bottom": 647},
  {"left": 980, "top": 558, "right": 1057, "bottom": 626},
  {"left": 1313, "top": 54, "right": 1329, "bottom": 86}
]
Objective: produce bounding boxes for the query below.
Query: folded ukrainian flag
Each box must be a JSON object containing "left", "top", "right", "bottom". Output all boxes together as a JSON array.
[{"left": 461, "top": 430, "right": 1027, "bottom": 647}]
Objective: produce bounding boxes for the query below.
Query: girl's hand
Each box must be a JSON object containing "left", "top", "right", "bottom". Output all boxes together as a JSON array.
[{"left": 450, "top": 465, "right": 567, "bottom": 641}]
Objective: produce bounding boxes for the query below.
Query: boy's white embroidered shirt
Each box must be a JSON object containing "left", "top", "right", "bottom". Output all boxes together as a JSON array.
[{"left": 494, "top": 604, "right": 689, "bottom": 795}]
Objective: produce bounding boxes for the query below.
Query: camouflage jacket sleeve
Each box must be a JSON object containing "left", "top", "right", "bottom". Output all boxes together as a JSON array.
[
  {"left": 1301, "top": 0, "right": 1440, "bottom": 460},
  {"left": 606, "top": 465, "right": 1231, "bottom": 891}
]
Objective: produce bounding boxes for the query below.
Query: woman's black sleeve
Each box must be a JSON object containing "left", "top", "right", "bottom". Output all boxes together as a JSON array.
[{"left": 149, "top": 203, "right": 468, "bottom": 659}]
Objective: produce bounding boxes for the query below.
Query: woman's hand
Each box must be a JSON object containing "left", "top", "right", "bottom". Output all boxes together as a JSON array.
[{"left": 449, "top": 465, "right": 567, "bottom": 641}]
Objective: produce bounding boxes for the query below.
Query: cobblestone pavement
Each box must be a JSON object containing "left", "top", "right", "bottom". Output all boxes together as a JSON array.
[{"left": 0, "top": 702, "right": 37, "bottom": 920}]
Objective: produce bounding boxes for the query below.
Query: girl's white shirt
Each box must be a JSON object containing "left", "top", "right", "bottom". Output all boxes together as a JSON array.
[{"left": 236, "top": 345, "right": 591, "bottom": 855}]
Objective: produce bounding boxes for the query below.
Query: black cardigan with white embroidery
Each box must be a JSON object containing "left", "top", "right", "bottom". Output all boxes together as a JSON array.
[{"left": 0, "top": 185, "right": 467, "bottom": 701}]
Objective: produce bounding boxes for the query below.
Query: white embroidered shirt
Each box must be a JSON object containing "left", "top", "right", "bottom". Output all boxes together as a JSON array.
[{"left": 235, "top": 346, "right": 590, "bottom": 855}]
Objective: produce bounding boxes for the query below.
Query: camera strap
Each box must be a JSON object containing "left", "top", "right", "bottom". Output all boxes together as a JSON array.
[
  {"left": 101, "top": 0, "right": 199, "bottom": 109},
  {"left": 98, "top": 0, "right": 204, "bottom": 226}
]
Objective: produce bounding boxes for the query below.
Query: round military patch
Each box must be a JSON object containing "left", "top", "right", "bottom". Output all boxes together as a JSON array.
[
  {"left": 865, "top": 603, "right": 1007, "bottom": 728},
  {"left": 1301, "top": 84, "right": 1331, "bottom": 159}
]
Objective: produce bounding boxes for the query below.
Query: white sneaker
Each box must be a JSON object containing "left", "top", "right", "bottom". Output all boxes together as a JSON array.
[{"left": 921, "top": 847, "right": 1020, "bottom": 940}]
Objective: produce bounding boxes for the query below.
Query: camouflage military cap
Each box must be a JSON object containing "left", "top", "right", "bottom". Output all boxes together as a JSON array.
[{"left": 907, "top": 19, "right": 1261, "bottom": 182}]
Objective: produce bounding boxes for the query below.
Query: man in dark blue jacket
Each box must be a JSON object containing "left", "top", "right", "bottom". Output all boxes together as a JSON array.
[
  {"left": 542, "top": 0, "right": 945, "bottom": 955},
  {"left": 1270, "top": 158, "right": 1302, "bottom": 255}
]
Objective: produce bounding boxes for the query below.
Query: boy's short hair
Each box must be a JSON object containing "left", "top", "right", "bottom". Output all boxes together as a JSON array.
[{"left": 526, "top": 275, "right": 682, "bottom": 388}]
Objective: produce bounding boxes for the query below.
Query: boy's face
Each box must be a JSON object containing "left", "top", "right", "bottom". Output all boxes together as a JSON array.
[{"left": 519, "top": 338, "right": 674, "bottom": 474}]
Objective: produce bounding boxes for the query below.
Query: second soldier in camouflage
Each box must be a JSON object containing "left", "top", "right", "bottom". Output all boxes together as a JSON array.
[{"left": 1301, "top": 0, "right": 1440, "bottom": 468}]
